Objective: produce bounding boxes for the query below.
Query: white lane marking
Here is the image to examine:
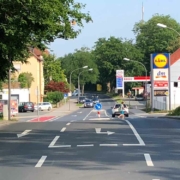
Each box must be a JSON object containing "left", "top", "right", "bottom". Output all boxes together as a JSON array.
[
  {"left": 104, "top": 110, "right": 110, "bottom": 117},
  {"left": 144, "top": 154, "right": 154, "bottom": 166},
  {"left": 77, "top": 112, "right": 82, "bottom": 113},
  {"left": 89, "top": 118, "right": 110, "bottom": 120},
  {"left": 70, "top": 120, "right": 76, "bottom": 122},
  {"left": 123, "top": 144, "right": 145, "bottom": 146},
  {"left": 83, "top": 109, "right": 94, "bottom": 121},
  {"left": 77, "top": 144, "right": 94, "bottom": 147},
  {"left": 100, "top": 144, "right": 118, "bottom": 147},
  {"left": 49, "top": 145, "right": 71, "bottom": 148},
  {"left": 124, "top": 120, "right": 145, "bottom": 146},
  {"left": 72, "top": 115, "right": 77, "bottom": 117},
  {"left": 48, "top": 136, "right": 60, "bottom": 147},
  {"left": 17, "top": 130, "right": 32, "bottom": 138},
  {"left": 60, "top": 127, "right": 66, "bottom": 132},
  {"left": 35, "top": 156, "right": 47, "bottom": 167},
  {"left": 66, "top": 123, "right": 71, "bottom": 126},
  {"left": 152, "top": 179, "right": 160, "bottom": 180}
]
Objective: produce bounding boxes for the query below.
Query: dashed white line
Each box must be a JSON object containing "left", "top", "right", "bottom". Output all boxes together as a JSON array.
[
  {"left": 77, "top": 144, "right": 94, "bottom": 147},
  {"left": 66, "top": 123, "right": 71, "bottom": 126},
  {"left": 51, "top": 145, "right": 71, "bottom": 148},
  {"left": 144, "top": 154, "right": 154, "bottom": 166},
  {"left": 152, "top": 179, "right": 160, "bottom": 180},
  {"left": 35, "top": 156, "right": 47, "bottom": 167},
  {"left": 124, "top": 120, "right": 145, "bottom": 146},
  {"left": 99, "top": 144, "right": 118, "bottom": 147},
  {"left": 60, "top": 127, "right": 66, "bottom": 132},
  {"left": 83, "top": 109, "right": 94, "bottom": 121},
  {"left": 48, "top": 136, "right": 60, "bottom": 147}
]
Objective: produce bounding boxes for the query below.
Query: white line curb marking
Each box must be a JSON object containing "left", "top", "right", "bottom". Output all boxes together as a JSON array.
[
  {"left": 35, "top": 156, "right": 47, "bottom": 167},
  {"left": 60, "top": 127, "right": 66, "bottom": 132},
  {"left": 144, "top": 154, "right": 154, "bottom": 166},
  {"left": 123, "top": 120, "right": 145, "bottom": 146}
]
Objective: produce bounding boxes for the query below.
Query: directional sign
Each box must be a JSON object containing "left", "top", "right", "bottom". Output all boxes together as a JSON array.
[
  {"left": 64, "top": 93, "right": 68, "bottom": 99},
  {"left": 94, "top": 103, "right": 102, "bottom": 111},
  {"left": 17, "top": 130, "right": 32, "bottom": 138},
  {"left": 95, "top": 128, "right": 114, "bottom": 135}
]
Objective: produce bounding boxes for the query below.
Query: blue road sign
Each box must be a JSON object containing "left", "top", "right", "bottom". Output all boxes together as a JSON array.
[
  {"left": 64, "top": 93, "right": 68, "bottom": 99},
  {"left": 94, "top": 103, "right": 102, "bottom": 111}
]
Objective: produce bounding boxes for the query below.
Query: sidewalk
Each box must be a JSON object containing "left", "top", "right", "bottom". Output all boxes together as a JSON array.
[
  {"left": 130, "top": 108, "right": 149, "bottom": 116},
  {"left": 47, "top": 98, "right": 80, "bottom": 117}
]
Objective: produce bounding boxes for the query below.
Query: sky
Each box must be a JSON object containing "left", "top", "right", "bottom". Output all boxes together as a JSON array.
[{"left": 48, "top": 0, "right": 180, "bottom": 58}]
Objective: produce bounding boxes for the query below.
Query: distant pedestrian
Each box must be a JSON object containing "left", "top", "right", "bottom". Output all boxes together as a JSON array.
[{"left": 118, "top": 101, "right": 125, "bottom": 120}]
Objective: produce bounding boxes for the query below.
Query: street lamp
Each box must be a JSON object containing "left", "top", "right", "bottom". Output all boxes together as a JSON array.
[
  {"left": 69, "top": 66, "right": 88, "bottom": 110},
  {"left": 123, "top": 58, "right": 148, "bottom": 106},
  {"left": 78, "top": 68, "right": 93, "bottom": 101},
  {"left": 157, "top": 23, "right": 180, "bottom": 36}
]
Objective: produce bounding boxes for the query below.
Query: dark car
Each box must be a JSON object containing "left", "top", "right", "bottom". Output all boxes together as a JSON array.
[
  {"left": 84, "top": 99, "right": 94, "bottom": 108},
  {"left": 78, "top": 96, "right": 86, "bottom": 104},
  {"left": 18, "top": 102, "right": 35, "bottom": 112},
  {"left": 92, "top": 97, "right": 99, "bottom": 104}
]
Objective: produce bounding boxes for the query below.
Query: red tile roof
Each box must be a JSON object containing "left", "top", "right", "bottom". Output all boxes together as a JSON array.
[{"left": 170, "top": 48, "right": 180, "bottom": 66}]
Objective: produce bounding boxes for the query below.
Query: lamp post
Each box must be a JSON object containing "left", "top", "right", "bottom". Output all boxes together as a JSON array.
[
  {"left": 69, "top": 66, "right": 88, "bottom": 109},
  {"left": 78, "top": 68, "right": 93, "bottom": 102},
  {"left": 123, "top": 58, "right": 148, "bottom": 107},
  {"left": 157, "top": 23, "right": 180, "bottom": 36}
]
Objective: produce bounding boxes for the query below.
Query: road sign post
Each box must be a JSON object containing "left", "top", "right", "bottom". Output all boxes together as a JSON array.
[
  {"left": 94, "top": 103, "right": 102, "bottom": 118},
  {"left": 64, "top": 93, "right": 68, "bottom": 104}
]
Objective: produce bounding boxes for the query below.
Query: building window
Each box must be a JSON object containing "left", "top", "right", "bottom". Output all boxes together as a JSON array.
[
  {"left": 14, "top": 64, "right": 21, "bottom": 71},
  {"left": 174, "top": 82, "right": 178, "bottom": 87}
]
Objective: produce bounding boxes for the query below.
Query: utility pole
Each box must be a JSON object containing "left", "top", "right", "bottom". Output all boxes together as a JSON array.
[
  {"left": 142, "top": 2, "right": 144, "bottom": 23},
  {"left": 8, "top": 68, "right": 11, "bottom": 121}
]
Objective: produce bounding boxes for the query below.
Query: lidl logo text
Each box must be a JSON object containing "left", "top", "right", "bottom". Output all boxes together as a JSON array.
[{"left": 154, "top": 54, "right": 168, "bottom": 68}]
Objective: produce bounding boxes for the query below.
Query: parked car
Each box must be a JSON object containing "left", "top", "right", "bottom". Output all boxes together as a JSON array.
[
  {"left": 78, "top": 96, "right": 86, "bottom": 103},
  {"left": 18, "top": 102, "right": 35, "bottom": 112},
  {"left": 84, "top": 99, "right": 94, "bottom": 108},
  {"left": 135, "top": 94, "right": 144, "bottom": 101},
  {"left": 34, "top": 102, "right": 52, "bottom": 111},
  {"left": 111, "top": 103, "right": 129, "bottom": 117}
]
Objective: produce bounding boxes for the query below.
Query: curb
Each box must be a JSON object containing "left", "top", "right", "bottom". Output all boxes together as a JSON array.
[{"left": 158, "top": 116, "right": 180, "bottom": 120}]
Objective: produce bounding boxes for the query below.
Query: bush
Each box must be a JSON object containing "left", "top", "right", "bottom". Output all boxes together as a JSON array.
[
  {"left": 44, "top": 91, "right": 64, "bottom": 104},
  {"left": 168, "top": 106, "right": 180, "bottom": 116}
]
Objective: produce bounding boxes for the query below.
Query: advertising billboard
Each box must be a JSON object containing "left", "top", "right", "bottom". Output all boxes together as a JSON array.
[{"left": 116, "top": 70, "right": 124, "bottom": 89}]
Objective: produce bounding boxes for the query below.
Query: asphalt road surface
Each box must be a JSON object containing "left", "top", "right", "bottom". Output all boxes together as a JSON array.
[{"left": 0, "top": 94, "right": 180, "bottom": 180}]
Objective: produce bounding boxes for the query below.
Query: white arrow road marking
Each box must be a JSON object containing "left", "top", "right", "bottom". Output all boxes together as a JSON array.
[
  {"left": 95, "top": 128, "right": 114, "bottom": 135},
  {"left": 17, "top": 130, "right": 32, "bottom": 138}
]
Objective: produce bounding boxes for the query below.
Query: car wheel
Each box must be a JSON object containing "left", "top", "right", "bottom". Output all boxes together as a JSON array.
[
  {"left": 48, "top": 107, "right": 51, "bottom": 111},
  {"left": 112, "top": 114, "right": 115, "bottom": 117},
  {"left": 31, "top": 110, "right": 34, "bottom": 112},
  {"left": 125, "top": 114, "right": 129, "bottom": 117}
]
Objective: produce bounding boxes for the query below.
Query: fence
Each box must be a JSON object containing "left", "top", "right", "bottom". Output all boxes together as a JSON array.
[{"left": 153, "top": 99, "right": 167, "bottom": 111}]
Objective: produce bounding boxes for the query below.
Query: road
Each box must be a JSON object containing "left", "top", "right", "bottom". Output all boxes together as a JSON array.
[{"left": 0, "top": 94, "right": 180, "bottom": 180}]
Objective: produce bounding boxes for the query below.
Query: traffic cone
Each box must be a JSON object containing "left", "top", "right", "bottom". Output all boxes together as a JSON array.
[{"left": 97, "top": 111, "right": 100, "bottom": 118}]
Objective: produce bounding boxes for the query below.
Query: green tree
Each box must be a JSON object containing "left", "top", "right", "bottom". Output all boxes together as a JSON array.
[
  {"left": 44, "top": 91, "right": 63, "bottom": 104},
  {"left": 0, "top": 0, "right": 92, "bottom": 81},
  {"left": 60, "top": 47, "right": 99, "bottom": 91},
  {"left": 18, "top": 72, "right": 34, "bottom": 88},
  {"left": 133, "top": 14, "right": 180, "bottom": 72},
  {"left": 93, "top": 37, "right": 143, "bottom": 91},
  {"left": 43, "top": 54, "right": 66, "bottom": 85}
]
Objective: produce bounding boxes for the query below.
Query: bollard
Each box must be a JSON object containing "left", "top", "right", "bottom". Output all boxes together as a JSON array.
[{"left": 97, "top": 111, "right": 100, "bottom": 118}]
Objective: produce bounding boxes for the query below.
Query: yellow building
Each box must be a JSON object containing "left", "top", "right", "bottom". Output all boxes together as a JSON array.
[{"left": 13, "top": 48, "right": 48, "bottom": 103}]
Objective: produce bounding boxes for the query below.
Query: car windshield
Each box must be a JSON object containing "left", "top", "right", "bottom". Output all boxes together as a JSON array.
[
  {"left": 85, "top": 100, "right": 92, "bottom": 102},
  {"left": 79, "top": 97, "right": 85, "bottom": 100}
]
